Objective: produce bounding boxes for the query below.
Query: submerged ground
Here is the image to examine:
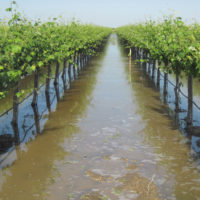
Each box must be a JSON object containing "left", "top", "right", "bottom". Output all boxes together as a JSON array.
[{"left": 0, "top": 34, "right": 200, "bottom": 200}]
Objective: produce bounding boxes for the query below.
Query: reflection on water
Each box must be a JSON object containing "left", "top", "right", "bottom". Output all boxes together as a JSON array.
[
  {"left": 0, "top": 56, "right": 93, "bottom": 166},
  {"left": 126, "top": 59, "right": 200, "bottom": 199},
  {"left": 0, "top": 44, "right": 106, "bottom": 199},
  {"left": 0, "top": 35, "right": 200, "bottom": 200},
  {"left": 136, "top": 59, "right": 200, "bottom": 158}
]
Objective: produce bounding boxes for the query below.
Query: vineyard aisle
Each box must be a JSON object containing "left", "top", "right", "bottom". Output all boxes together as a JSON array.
[{"left": 1, "top": 34, "right": 200, "bottom": 200}]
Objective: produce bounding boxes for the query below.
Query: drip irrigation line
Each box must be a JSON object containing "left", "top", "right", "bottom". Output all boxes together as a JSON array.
[
  {"left": 159, "top": 72, "right": 200, "bottom": 111},
  {"left": 0, "top": 59, "right": 85, "bottom": 167},
  {"left": 0, "top": 70, "right": 69, "bottom": 118},
  {"left": 0, "top": 58, "right": 85, "bottom": 119},
  {"left": 0, "top": 93, "right": 57, "bottom": 167},
  {"left": 0, "top": 146, "right": 15, "bottom": 167},
  {"left": 0, "top": 79, "right": 50, "bottom": 118},
  {"left": 21, "top": 93, "right": 56, "bottom": 143}
]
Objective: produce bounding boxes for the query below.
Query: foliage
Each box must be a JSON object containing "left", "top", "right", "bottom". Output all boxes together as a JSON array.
[
  {"left": 116, "top": 16, "right": 200, "bottom": 76},
  {"left": 0, "top": 2, "right": 111, "bottom": 98}
]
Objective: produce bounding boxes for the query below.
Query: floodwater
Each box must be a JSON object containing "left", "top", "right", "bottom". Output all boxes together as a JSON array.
[{"left": 0, "top": 34, "right": 200, "bottom": 200}]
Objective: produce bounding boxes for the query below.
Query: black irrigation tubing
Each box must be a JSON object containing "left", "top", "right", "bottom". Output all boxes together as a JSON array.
[
  {"left": 0, "top": 59, "right": 85, "bottom": 166},
  {"left": 0, "top": 80, "right": 48, "bottom": 118},
  {"left": 158, "top": 71, "right": 200, "bottom": 111},
  {"left": 0, "top": 94, "right": 57, "bottom": 167},
  {"left": 21, "top": 93, "right": 56, "bottom": 143},
  {"left": 0, "top": 146, "right": 15, "bottom": 167},
  {"left": 0, "top": 73, "right": 66, "bottom": 119},
  {"left": 1, "top": 63, "right": 78, "bottom": 137},
  {"left": 0, "top": 107, "right": 12, "bottom": 118},
  {"left": 0, "top": 60, "right": 84, "bottom": 119},
  {"left": 0, "top": 80, "right": 64, "bottom": 162},
  {"left": 20, "top": 73, "right": 73, "bottom": 141}
]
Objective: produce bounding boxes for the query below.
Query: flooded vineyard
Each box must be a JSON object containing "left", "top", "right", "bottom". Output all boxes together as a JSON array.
[{"left": 0, "top": 34, "right": 200, "bottom": 200}]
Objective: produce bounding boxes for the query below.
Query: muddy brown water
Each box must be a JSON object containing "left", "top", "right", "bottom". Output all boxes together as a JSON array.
[{"left": 0, "top": 34, "right": 200, "bottom": 200}]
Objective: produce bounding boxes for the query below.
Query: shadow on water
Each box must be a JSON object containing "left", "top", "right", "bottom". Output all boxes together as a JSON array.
[
  {"left": 0, "top": 40, "right": 108, "bottom": 199},
  {"left": 2, "top": 35, "right": 200, "bottom": 200},
  {"left": 129, "top": 58, "right": 200, "bottom": 158},
  {"left": 0, "top": 39, "right": 108, "bottom": 170},
  {"left": 120, "top": 50, "right": 200, "bottom": 199}
]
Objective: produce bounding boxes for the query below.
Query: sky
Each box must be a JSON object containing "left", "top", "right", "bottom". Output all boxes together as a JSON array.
[{"left": 0, "top": 0, "right": 200, "bottom": 27}]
